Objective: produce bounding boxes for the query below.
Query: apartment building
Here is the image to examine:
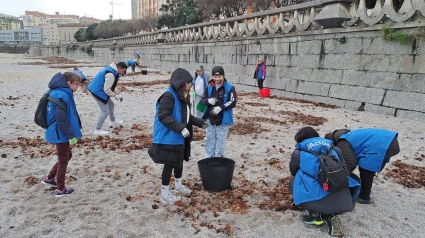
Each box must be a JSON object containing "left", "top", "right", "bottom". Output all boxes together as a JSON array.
[
  {"left": 22, "top": 11, "right": 101, "bottom": 29},
  {"left": 41, "top": 24, "right": 59, "bottom": 45},
  {"left": 0, "top": 13, "right": 23, "bottom": 30},
  {"left": 57, "top": 23, "right": 87, "bottom": 44},
  {"left": 132, "top": 0, "right": 167, "bottom": 20},
  {"left": 0, "top": 28, "right": 42, "bottom": 44}
]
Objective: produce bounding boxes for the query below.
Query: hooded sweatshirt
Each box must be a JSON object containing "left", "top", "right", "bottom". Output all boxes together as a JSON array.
[{"left": 45, "top": 73, "right": 82, "bottom": 143}]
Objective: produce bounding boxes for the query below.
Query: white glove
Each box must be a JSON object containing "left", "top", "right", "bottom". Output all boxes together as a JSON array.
[
  {"left": 181, "top": 128, "right": 190, "bottom": 138},
  {"left": 115, "top": 94, "right": 123, "bottom": 102},
  {"left": 211, "top": 106, "right": 222, "bottom": 116},
  {"left": 208, "top": 98, "right": 217, "bottom": 105}
]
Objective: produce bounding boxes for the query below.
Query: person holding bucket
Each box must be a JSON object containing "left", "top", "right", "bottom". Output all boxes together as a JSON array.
[
  {"left": 148, "top": 68, "right": 208, "bottom": 205},
  {"left": 253, "top": 58, "right": 266, "bottom": 90},
  {"left": 192, "top": 65, "right": 211, "bottom": 118},
  {"left": 201, "top": 66, "right": 237, "bottom": 158},
  {"left": 289, "top": 127, "right": 360, "bottom": 237}
]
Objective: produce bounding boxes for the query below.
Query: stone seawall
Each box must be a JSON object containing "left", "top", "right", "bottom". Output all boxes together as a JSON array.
[{"left": 31, "top": 28, "right": 425, "bottom": 121}]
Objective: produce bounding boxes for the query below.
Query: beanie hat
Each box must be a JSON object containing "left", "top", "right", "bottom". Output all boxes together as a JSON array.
[{"left": 212, "top": 66, "right": 225, "bottom": 76}]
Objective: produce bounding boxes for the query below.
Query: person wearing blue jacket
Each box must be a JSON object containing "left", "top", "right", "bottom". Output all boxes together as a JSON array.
[
  {"left": 201, "top": 66, "right": 237, "bottom": 158},
  {"left": 289, "top": 127, "right": 360, "bottom": 237},
  {"left": 253, "top": 58, "right": 266, "bottom": 90},
  {"left": 325, "top": 128, "right": 400, "bottom": 204},
  {"left": 192, "top": 65, "right": 211, "bottom": 118},
  {"left": 73, "top": 67, "right": 86, "bottom": 82},
  {"left": 148, "top": 68, "right": 208, "bottom": 204},
  {"left": 41, "top": 72, "right": 82, "bottom": 197},
  {"left": 127, "top": 59, "right": 139, "bottom": 73},
  {"left": 88, "top": 62, "right": 128, "bottom": 135}
]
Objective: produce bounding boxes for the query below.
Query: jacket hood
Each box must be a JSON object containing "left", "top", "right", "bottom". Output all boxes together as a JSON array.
[
  {"left": 170, "top": 68, "right": 192, "bottom": 91},
  {"left": 48, "top": 73, "right": 69, "bottom": 89}
]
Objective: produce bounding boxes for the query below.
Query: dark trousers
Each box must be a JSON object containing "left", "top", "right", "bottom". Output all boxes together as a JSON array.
[
  {"left": 162, "top": 165, "right": 183, "bottom": 186},
  {"left": 359, "top": 136, "right": 400, "bottom": 200},
  {"left": 48, "top": 143, "right": 72, "bottom": 191},
  {"left": 257, "top": 79, "right": 264, "bottom": 89}
]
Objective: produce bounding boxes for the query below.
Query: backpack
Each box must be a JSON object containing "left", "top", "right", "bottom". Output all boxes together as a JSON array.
[
  {"left": 34, "top": 90, "right": 67, "bottom": 129},
  {"left": 300, "top": 146, "right": 349, "bottom": 193}
]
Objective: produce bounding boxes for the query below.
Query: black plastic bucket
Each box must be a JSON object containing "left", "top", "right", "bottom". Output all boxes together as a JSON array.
[
  {"left": 141, "top": 69, "right": 148, "bottom": 75},
  {"left": 197, "top": 157, "right": 235, "bottom": 192}
]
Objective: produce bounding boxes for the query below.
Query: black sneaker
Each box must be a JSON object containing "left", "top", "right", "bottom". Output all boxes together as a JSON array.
[
  {"left": 357, "top": 197, "right": 371, "bottom": 204},
  {"left": 327, "top": 215, "right": 343, "bottom": 237},
  {"left": 41, "top": 176, "right": 57, "bottom": 188},
  {"left": 302, "top": 212, "right": 324, "bottom": 226}
]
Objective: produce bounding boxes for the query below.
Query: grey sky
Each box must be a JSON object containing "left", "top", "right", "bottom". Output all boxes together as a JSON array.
[{"left": 1, "top": 0, "right": 131, "bottom": 20}]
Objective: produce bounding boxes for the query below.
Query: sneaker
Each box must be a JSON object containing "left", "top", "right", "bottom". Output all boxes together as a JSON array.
[
  {"left": 93, "top": 129, "right": 109, "bottom": 135},
  {"left": 327, "top": 215, "right": 343, "bottom": 237},
  {"left": 41, "top": 176, "right": 57, "bottom": 188},
  {"left": 109, "top": 121, "right": 124, "bottom": 128},
  {"left": 160, "top": 193, "right": 181, "bottom": 205},
  {"left": 302, "top": 212, "right": 324, "bottom": 226},
  {"left": 356, "top": 197, "right": 371, "bottom": 204},
  {"left": 173, "top": 185, "right": 192, "bottom": 196},
  {"left": 55, "top": 187, "right": 74, "bottom": 198}
]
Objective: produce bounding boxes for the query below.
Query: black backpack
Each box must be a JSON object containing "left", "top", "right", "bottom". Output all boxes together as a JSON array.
[
  {"left": 301, "top": 146, "right": 349, "bottom": 193},
  {"left": 34, "top": 90, "right": 67, "bottom": 129}
]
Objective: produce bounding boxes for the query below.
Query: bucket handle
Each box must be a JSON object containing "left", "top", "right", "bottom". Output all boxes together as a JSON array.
[{"left": 207, "top": 163, "right": 223, "bottom": 166}]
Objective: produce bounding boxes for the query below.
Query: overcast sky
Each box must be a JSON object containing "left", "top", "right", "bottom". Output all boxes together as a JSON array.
[{"left": 1, "top": 0, "right": 132, "bottom": 20}]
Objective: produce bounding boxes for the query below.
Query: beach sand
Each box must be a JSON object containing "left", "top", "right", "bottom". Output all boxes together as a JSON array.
[{"left": 0, "top": 53, "right": 424, "bottom": 237}]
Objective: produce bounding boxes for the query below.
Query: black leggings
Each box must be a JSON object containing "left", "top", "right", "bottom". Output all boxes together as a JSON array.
[
  {"left": 162, "top": 165, "right": 183, "bottom": 186},
  {"left": 359, "top": 136, "right": 400, "bottom": 200},
  {"left": 257, "top": 79, "right": 264, "bottom": 89}
]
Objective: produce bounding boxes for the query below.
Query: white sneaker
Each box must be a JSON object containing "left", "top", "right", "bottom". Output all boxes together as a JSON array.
[
  {"left": 93, "top": 129, "right": 109, "bottom": 135},
  {"left": 173, "top": 185, "right": 192, "bottom": 195},
  {"left": 160, "top": 193, "right": 181, "bottom": 205},
  {"left": 109, "top": 120, "right": 124, "bottom": 128}
]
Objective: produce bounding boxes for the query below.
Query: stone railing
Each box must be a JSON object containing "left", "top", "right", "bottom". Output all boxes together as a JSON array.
[{"left": 68, "top": 0, "right": 425, "bottom": 48}]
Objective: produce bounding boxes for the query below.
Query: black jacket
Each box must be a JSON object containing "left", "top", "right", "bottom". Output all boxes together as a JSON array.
[
  {"left": 148, "top": 68, "right": 203, "bottom": 168},
  {"left": 201, "top": 80, "right": 237, "bottom": 126}
]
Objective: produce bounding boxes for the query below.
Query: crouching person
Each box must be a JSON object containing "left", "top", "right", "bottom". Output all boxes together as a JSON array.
[
  {"left": 289, "top": 127, "right": 360, "bottom": 237},
  {"left": 148, "top": 68, "right": 208, "bottom": 204}
]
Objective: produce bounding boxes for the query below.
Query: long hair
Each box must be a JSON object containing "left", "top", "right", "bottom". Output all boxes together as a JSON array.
[{"left": 176, "top": 84, "right": 190, "bottom": 104}]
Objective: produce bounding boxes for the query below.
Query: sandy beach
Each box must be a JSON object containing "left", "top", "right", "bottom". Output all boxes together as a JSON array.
[{"left": 0, "top": 53, "right": 425, "bottom": 237}]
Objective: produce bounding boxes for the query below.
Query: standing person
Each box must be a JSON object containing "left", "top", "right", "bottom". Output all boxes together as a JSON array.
[
  {"left": 201, "top": 66, "right": 237, "bottom": 158},
  {"left": 148, "top": 68, "right": 208, "bottom": 204},
  {"left": 88, "top": 62, "right": 127, "bottom": 135},
  {"left": 127, "top": 59, "right": 139, "bottom": 74},
  {"left": 289, "top": 127, "right": 360, "bottom": 237},
  {"left": 41, "top": 72, "right": 82, "bottom": 197},
  {"left": 192, "top": 65, "right": 211, "bottom": 118},
  {"left": 325, "top": 128, "right": 400, "bottom": 204},
  {"left": 253, "top": 58, "right": 266, "bottom": 90},
  {"left": 73, "top": 67, "right": 86, "bottom": 83}
]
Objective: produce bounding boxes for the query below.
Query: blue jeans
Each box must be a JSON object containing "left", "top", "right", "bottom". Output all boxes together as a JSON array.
[{"left": 205, "top": 122, "right": 230, "bottom": 158}]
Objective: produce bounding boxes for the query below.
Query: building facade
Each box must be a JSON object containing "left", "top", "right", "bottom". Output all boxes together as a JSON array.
[
  {"left": 0, "top": 13, "right": 23, "bottom": 30},
  {"left": 57, "top": 23, "right": 87, "bottom": 44},
  {"left": 41, "top": 24, "right": 59, "bottom": 45},
  {"left": 0, "top": 28, "right": 42, "bottom": 44},
  {"left": 132, "top": 0, "right": 167, "bottom": 20}
]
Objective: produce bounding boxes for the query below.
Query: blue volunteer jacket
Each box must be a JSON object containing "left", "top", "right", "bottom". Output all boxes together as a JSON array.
[
  {"left": 340, "top": 128, "right": 398, "bottom": 172},
  {"left": 193, "top": 73, "right": 207, "bottom": 93},
  {"left": 88, "top": 65, "right": 118, "bottom": 101},
  {"left": 203, "top": 81, "right": 234, "bottom": 126},
  {"left": 152, "top": 87, "right": 184, "bottom": 145},
  {"left": 45, "top": 73, "right": 82, "bottom": 143},
  {"left": 292, "top": 137, "right": 360, "bottom": 205},
  {"left": 127, "top": 60, "right": 137, "bottom": 66}
]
